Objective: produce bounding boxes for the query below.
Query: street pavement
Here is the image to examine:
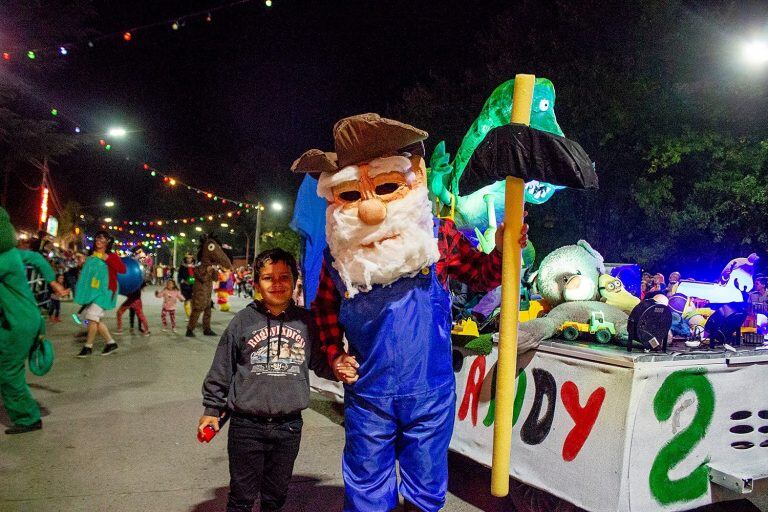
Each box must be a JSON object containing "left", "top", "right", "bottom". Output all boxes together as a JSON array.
[{"left": 1, "top": 286, "right": 765, "bottom": 512}]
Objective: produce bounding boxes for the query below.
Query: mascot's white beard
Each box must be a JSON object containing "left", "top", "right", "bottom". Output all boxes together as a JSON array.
[{"left": 326, "top": 186, "right": 440, "bottom": 298}]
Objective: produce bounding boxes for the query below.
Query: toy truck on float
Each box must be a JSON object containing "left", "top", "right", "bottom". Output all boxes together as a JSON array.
[{"left": 560, "top": 311, "right": 617, "bottom": 343}]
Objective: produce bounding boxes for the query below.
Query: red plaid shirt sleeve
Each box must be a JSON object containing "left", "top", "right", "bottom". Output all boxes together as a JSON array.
[
  {"left": 436, "top": 218, "right": 502, "bottom": 292},
  {"left": 311, "top": 259, "right": 344, "bottom": 367}
]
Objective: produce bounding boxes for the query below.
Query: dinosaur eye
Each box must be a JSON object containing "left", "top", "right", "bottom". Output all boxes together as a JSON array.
[
  {"left": 207, "top": 243, "right": 215, "bottom": 251},
  {"left": 338, "top": 191, "right": 362, "bottom": 202},
  {"left": 375, "top": 183, "right": 400, "bottom": 196},
  {"left": 539, "top": 99, "right": 550, "bottom": 111}
]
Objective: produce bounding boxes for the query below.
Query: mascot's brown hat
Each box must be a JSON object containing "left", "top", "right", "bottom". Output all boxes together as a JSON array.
[{"left": 291, "top": 113, "right": 428, "bottom": 174}]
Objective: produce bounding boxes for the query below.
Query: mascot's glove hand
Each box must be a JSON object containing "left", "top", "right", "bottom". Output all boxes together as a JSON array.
[
  {"left": 333, "top": 353, "right": 360, "bottom": 384},
  {"left": 495, "top": 211, "right": 529, "bottom": 254},
  {"left": 198, "top": 415, "right": 220, "bottom": 435}
]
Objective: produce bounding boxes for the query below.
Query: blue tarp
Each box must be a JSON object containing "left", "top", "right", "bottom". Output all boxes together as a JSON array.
[{"left": 290, "top": 174, "right": 327, "bottom": 308}]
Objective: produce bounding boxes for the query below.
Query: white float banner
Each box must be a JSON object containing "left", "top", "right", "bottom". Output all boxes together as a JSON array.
[{"left": 450, "top": 347, "right": 768, "bottom": 512}]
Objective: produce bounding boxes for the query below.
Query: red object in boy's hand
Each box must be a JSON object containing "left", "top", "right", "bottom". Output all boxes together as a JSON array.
[
  {"left": 197, "top": 412, "right": 228, "bottom": 443},
  {"left": 198, "top": 425, "right": 217, "bottom": 443}
]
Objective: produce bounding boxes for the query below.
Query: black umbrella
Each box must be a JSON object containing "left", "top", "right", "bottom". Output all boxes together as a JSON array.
[{"left": 459, "top": 123, "right": 598, "bottom": 194}]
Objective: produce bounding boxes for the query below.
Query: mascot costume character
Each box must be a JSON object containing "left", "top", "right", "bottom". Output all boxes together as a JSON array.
[
  {"left": 0, "top": 208, "right": 66, "bottom": 434},
  {"left": 293, "top": 113, "right": 524, "bottom": 512},
  {"left": 186, "top": 235, "right": 232, "bottom": 337}
]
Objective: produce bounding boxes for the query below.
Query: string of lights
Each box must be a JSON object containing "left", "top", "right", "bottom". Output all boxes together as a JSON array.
[
  {"left": 106, "top": 208, "right": 246, "bottom": 227},
  {"left": 1, "top": 0, "right": 276, "bottom": 63},
  {"left": 44, "top": 105, "right": 263, "bottom": 211},
  {"left": 139, "top": 163, "right": 260, "bottom": 210}
]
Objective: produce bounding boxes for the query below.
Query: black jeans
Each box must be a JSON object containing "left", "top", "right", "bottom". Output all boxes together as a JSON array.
[{"left": 227, "top": 413, "right": 303, "bottom": 512}]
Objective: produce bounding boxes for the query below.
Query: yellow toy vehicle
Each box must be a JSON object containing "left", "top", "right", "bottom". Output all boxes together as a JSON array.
[{"left": 560, "top": 311, "right": 616, "bottom": 344}]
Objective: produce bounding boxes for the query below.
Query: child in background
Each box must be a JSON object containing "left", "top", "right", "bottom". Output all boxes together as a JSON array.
[
  {"left": 116, "top": 280, "right": 149, "bottom": 336},
  {"left": 155, "top": 280, "right": 184, "bottom": 332},
  {"left": 48, "top": 274, "right": 67, "bottom": 322}
]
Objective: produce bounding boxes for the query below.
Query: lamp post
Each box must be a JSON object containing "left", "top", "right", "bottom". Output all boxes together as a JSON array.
[
  {"left": 252, "top": 201, "right": 283, "bottom": 267},
  {"left": 253, "top": 204, "right": 264, "bottom": 267}
]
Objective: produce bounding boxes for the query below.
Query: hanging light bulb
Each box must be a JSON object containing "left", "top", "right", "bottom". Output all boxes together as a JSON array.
[
  {"left": 3, "top": 52, "right": 11, "bottom": 60},
  {"left": 206, "top": 13, "right": 212, "bottom": 22},
  {"left": 50, "top": 108, "right": 58, "bottom": 116},
  {"left": 171, "top": 21, "right": 179, "bottom": 30},
  {"left": 150, "top": 171, "right": 157, "bottom": 177},
  {"left": 75, "top": 126, "right": 81, "bottom": 133},
  {"left": 27, "top": 51, "right": 36, "bottom": 59},
  {"left": 59, "top": 46, "right": 68, "bottom": 55},
  {"left": 123, "top": 32, "right": 132, "bottom": 42},
  {"left": 265, "top": 0, "right": 273, "bottom": 6}
]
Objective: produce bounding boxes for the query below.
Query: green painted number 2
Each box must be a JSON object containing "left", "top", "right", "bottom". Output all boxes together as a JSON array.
[{"left": 649, "top": 368, "right": 715, "bottom": 505}]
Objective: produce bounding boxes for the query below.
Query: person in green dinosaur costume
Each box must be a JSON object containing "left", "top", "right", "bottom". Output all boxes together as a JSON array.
[
  {"left": 0, "top": 207, "right": 66, "bottom": 434},
  {"left": 186, "top": 234, "right": 232, "bottom": 337}
]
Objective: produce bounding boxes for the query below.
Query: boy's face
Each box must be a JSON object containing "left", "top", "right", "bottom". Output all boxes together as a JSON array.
[{"left": 257, "top": 260, "right": 295, "bottom": 309}]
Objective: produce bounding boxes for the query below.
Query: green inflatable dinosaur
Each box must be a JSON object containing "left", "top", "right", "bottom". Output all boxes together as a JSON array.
[{"left": 428, "top": 77, "right": 567, "bottom": 250}]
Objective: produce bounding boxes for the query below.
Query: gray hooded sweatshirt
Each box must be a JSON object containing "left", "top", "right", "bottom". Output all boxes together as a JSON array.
[{"left": 202, "top": 301, "right": 334, "bottom": 417}]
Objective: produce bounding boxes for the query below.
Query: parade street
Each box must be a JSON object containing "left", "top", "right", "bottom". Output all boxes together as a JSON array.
[
  {"left": 0, "top": 288, "right": 519, "bottom": 512},
  {"left": 0, "top": 289, "right": 763, "bottom": 512}
]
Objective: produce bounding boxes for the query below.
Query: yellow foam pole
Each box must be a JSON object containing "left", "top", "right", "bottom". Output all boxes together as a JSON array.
[{"left": 491, "top": 73, "right": 535, "bottom": 497}]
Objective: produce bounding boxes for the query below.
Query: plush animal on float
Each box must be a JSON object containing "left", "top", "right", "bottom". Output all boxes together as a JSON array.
[
  {"left": 515, "top": 240, "right": 630, "bottom": 353},
  {"left": 675, "top": 253, "right": 759, "bottom": 305}
]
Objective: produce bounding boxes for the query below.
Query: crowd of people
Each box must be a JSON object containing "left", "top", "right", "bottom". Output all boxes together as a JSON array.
[{"left": 639, "top": 269, "right": 767, "bottom": 306}]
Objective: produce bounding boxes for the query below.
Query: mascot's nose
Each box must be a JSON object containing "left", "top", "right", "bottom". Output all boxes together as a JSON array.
[
  {"left": 565, "top": 274, "right": 582, "bottom": 290},
  {"left": 358, "top": 198, "right": 387, "bottom": 225}
]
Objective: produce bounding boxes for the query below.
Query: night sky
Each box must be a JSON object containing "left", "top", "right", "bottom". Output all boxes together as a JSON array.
[
  {"left": 3, "top": 0, "right": 505, "bottom": 229},
  {"left": 3, "top": 0, "right": 767, "bottom": 243}
]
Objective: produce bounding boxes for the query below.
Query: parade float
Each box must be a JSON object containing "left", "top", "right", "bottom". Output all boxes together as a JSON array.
[{"left": 297, "top": 75, "right": 768, "bottom": 511}]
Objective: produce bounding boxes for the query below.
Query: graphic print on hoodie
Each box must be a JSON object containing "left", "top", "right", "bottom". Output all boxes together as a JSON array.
[{"left": 247, "top": 322, "right": 307, "bottom": 376}]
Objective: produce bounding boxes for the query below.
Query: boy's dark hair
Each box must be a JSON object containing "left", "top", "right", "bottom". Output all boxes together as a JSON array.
[{"left": 255, "top": 248, "right": 298, "bottom": 281}]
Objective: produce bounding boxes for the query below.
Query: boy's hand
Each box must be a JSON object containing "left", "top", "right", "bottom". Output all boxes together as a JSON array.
[
  {"left": 494, "top": 211, "right": 529, "bottom": 253},
  {"left": 198, "top": 415, "right": 220, "bottom": 435},
  {"left": 333, "top": 354, "right": 359, "bottom": 384}
]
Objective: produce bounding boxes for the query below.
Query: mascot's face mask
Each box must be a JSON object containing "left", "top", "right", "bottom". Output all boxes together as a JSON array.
[
  {"left": 318, "top": 155, "right": 439, "bottom": 296},
  {"left": 320, "top": 154, "right": 425, "bottom": 226},
  {"left": 291, "top": 113, "right": 440, "bottom": 296}
]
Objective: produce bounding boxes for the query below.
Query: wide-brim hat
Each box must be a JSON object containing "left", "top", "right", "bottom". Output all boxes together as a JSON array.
[
  {"left": 29, "top": 337, "right": 54, "bottom": 376},
  {"left": 291, "top": 113, "right": 428, "bottom": 174}
]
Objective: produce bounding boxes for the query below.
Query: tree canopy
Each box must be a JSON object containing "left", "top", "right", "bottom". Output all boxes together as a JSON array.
[{"left": 389, "top": 0, "right": 768, "bottom": 277}]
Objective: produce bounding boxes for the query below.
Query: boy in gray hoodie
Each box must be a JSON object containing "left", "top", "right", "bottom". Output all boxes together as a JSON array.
[{"left": 199, "top": 248, "right": 351, "bottom": 512}]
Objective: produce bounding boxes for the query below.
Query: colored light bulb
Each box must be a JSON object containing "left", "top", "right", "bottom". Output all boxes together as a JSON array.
[
  {"left": 59, "top": 47, "right": 68, "bottom": 55},
  {"left": 2, "top": 52, "right": 10, "bottom": 60},
  {"left": 27, "top": 51, "right": 36, "bottom": 59}
]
